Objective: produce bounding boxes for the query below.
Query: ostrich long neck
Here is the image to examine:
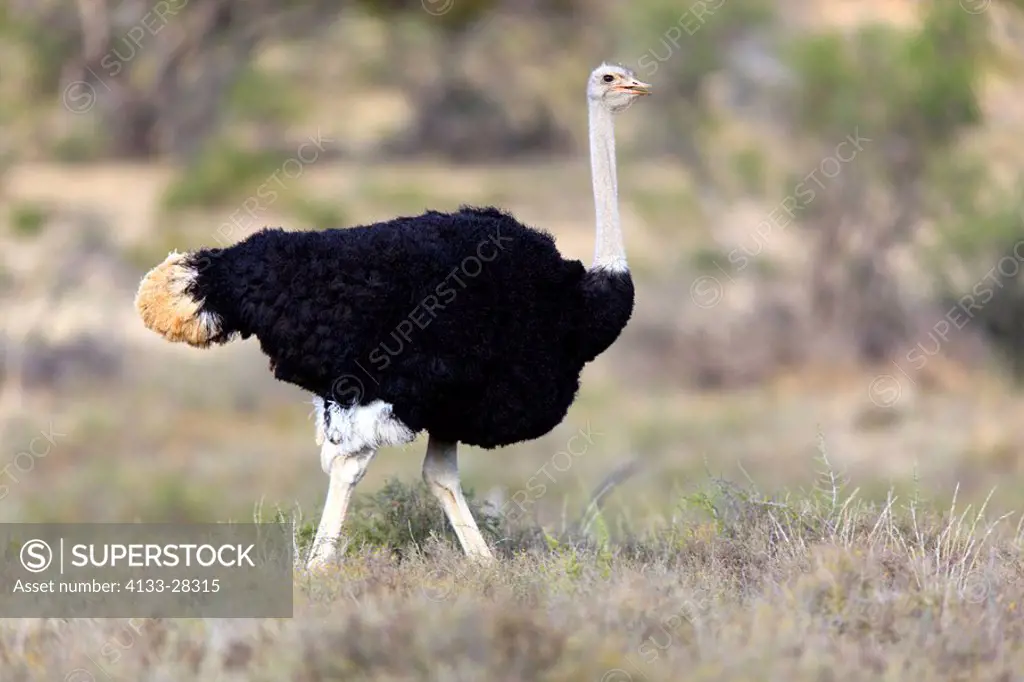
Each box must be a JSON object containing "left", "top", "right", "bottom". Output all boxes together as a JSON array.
[{"left": 589, "top": 100, "right": 625, "bottom": 272}]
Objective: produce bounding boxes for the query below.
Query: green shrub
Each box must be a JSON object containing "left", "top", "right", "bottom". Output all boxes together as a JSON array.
[
  {"left": 295, "top": 478, "right": 502, "bottom": 559},
  {"left": 161, "top": 140, "right": 286, "bottom": 212},
  {"left": 227, "top": 65, "right": 304, "bottom": 126},
  {"left": 8, "top": 201, "right": 49, "bottom": 237},
  {"left": 50, "top": 133, "right": 106, "bottom": 163},
  {"left": 286, "top": 196, "right": 348, "bottom": 231},
  {"left": 787, "top": 3, "right": 984, "bottom": 146}
]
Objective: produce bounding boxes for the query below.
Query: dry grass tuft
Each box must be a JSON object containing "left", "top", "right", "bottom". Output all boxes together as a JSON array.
[{"left": 3, "top": 467, "right": 1023, "bottom": 681}]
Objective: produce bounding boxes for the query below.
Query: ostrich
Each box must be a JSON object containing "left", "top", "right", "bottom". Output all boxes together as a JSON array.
[{"left": 134, "top": 63, "right": 651, "bottom": 569}]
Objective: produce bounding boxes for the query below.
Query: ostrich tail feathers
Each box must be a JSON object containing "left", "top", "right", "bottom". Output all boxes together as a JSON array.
[{"left": 135, "top": 251, "right": 223, "bottom": 348}]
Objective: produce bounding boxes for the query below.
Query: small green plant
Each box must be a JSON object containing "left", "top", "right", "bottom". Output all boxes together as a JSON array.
[
  {"left": 730, "top": 145, "right": 768, "bottom": 197},
  {"left": 295, "top": 478, "right": 502, "bottom": 559},
  {"left": 690, "top": 247, "right": 731, "bottom": 274},
  {"left": 227, "top": 65, "right": 304, "bottom": 127},
  {"left": 359, "top": 180, "right": 436, "bottom": 214},
  {"left": 161, "top": 140, "right": 286, "bottom": 212},
  {"left": 50, "top": 133, "right": 105, "bottom": 163},
  {"left": 286, "top": 195, "right": 348, "bottom": 231},
  {"left": 8, "top": 201, "right": 48, "bottom": 237},
  {"left": 147, "top": 476, "right": 220, "bottom": 523}
]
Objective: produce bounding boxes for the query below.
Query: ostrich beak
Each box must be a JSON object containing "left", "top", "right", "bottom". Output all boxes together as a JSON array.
[{"left": 616, "top": 79, "right": 652, "bottom": 96}]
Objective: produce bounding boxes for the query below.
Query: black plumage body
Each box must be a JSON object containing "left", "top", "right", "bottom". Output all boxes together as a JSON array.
[{"left": 183, "top": 206, "right": 634, "bottom": 449}]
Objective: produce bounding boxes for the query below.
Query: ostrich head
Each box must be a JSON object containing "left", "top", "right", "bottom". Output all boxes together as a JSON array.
[{"left": 587, "top": 63, "right": 652, "bottom": 113}]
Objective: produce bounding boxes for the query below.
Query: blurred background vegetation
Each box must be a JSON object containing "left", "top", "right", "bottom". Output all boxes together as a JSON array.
[{"left": 3, "top": 0, "right": 1024, "bottom": 533}]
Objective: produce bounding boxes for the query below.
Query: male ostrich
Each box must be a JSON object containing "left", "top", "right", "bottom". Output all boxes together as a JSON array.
[{"left": 135, "top": 63, "right": 651, "bottom": 568}]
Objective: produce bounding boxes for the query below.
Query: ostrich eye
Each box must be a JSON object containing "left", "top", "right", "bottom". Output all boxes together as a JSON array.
[{"left": 602, "top": 74, "right": 614, "bottom": 83}]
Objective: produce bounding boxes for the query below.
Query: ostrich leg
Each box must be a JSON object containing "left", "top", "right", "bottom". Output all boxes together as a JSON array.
[
  {"left": 422, "top": 436, "right": 494, "bottom": 560},
  {"left": 306, "top": 445, "right": 375, "bottom": 569}
]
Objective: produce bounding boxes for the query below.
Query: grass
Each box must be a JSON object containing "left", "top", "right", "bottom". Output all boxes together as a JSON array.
[{"left": 2, "top": 464, "right": 1023, "bottom": 681}]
